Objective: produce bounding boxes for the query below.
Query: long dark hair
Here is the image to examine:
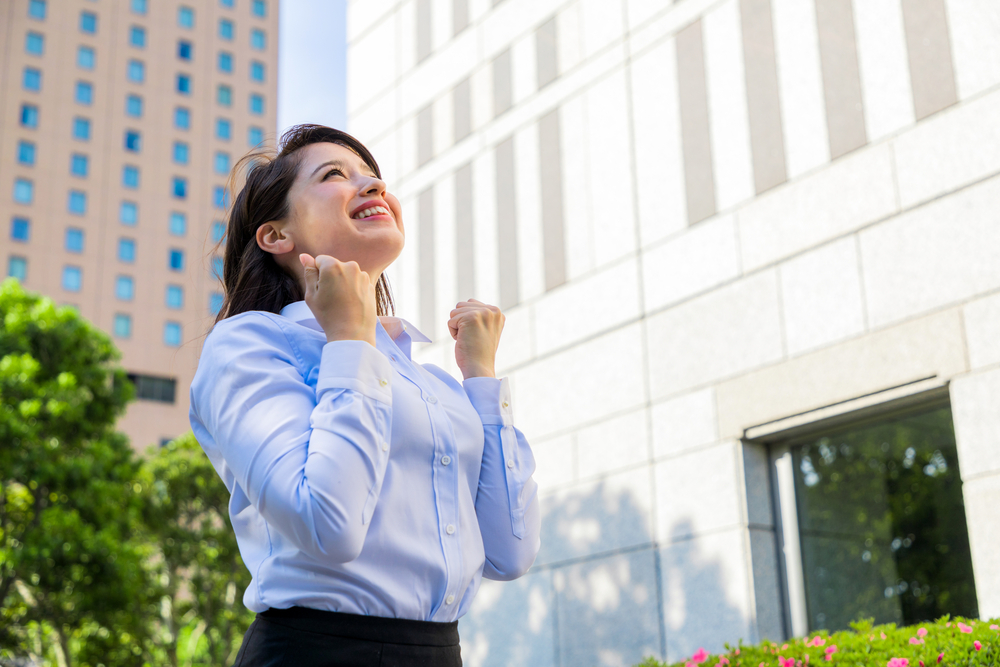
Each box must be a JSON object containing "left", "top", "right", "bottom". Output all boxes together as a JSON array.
[{"left": 212, "top": 124, "right": 395, "bottom": 326}]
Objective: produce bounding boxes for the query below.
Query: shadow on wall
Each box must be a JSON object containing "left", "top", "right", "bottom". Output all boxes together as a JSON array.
[{"left": 459, "top": 480, "right": 750, "bottom": 667}]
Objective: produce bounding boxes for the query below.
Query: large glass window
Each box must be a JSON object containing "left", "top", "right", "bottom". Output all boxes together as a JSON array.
[
  {"left": 11, "top": 218, "right": 31, "bottom": 242},
  {"left": 80, "top": 11, "right": 97, "bottom": 34},
  {"left": 68, "top": 190, "right": 87, "bottom": 215},
  {"left": 115, "top": 275, "right": 134, "bottom": 300},
  {"left": 216, "top": 118, "right": 231, "bottom": 140},
  {"left": 127, "top": 374, "right": 175, "bottom": 402},
  {"left": 168, "top": 248, "right": 185, "bottom": 271},
  {"left": 249, "top": 94, "right": 264, "bottom": 115},
  {"left": 250, "top": 61, "right": 265, "bottom": 82},
  {"left": 75, "top": 81, "right": 93, "bottom": 105},
  {"left": 62, "top": 266, "right": 82, "bottom": 292},
  {"left": 128, "top": 59, "right": 145, "bottom": 82},
  {"left": 248, "top": 125, "right": 263, "bottom": 147},
  {"left": 790, "top": 404, "right": 978, "bottom": 633},
  {"left": 178, "top": 6, "right": 194, "bottom": 28},
  {"left": 129, "top": 26, "right": 146, "bottom": 48},
  {"left": 22, "top": 104, "right": 40, "bottom": 128},
  {"left": 118, "top": 238, "right": 136, "bottom": 262},
  {"left": 73, "top": 117, "right": 90, "bottom": 139},
  {"left": 125, "top": 130, "right": 141, "bottom": 152},
  {"left": 209, "top": 291, "right": 224, "bottom": 315},
  {"left": 174, "top": 106, "right": 191, "bottom": 130},
  {"left": 217, "top": 84, "right": 232, "bottom": 106},
  {"left": 211, "top": 221, "right": 225, "bottom": 243},
  {"left": 122, "top": 165, "right": 140, "bottom": 188},
  {"left": 166, "top": 284, "right": 184, "bottom": 309},
  {"left": 164, "top": 322, "right": 182, "bottom": 346},
  {"left": 213, "top": 186, "right": 228, "bottom": 209},
  {"left": 251, "top": 29, "right": 266, "bottom": 50},
  {"left": 252, "top": 0, "right": 266, "bottom": 17},
  {"left": 214, "top": 151, "right": 230, "bottom": 174},
  {"left": 29, "top": 0, "right": 46, "bottom": 20},
  {"left": 26, "top": 32, "right": 44, "bottom": 55},
  {"left": 23, "top": 67, "right": 42, "bottom": 91},
  {"left": 65, "top": 228, "right": 84, "bottom": 252},
  {"left": 218, "top": 51, "right": 233, "bottom": 73},
  {"left": 219, "top": 19, "right": 234, "bottom": 40},
  {"left": 178, "top": 40, "right": 193, "bottom": 60},
  {"left": 8, "top": 256, "right": 28, "bottom": 281},
  {"left": 17, "top": 141, "right": 36, "bottom": 166},
  {"left": 126, "top": 94, "right": 143, "bottom": 117},
  {"left": 172, "top": 177, "right": 187, "bottom": 199},
  {"left": 131, "top": 0, "right": 147, "bottom": 15},
  {"left": 14, "top": 179, "right": 34, "bottom": 204},
  {"left": 78, "top": 46, "right": 95, "bottom": 69},
  {"left": 173, "top": 141, "right": 189, "bottom": 164},
  {"left": 114, "top": 313, "right": 132, "bottom": 338},
  {"left": 71, "top": 154, "right": 89, "bottom": 177},
  {"left": 120, "top": 201, "right": 138, "bottom": 225},
  {"left": 176, "top": 74, "right": 191, "bottom": 94},
  {"left": 169, "top": 212, "right": 187, "bottom": 236}
]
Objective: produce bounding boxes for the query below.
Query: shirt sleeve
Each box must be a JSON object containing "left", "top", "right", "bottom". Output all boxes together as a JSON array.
[
  {"left": 190, "top": 313, "right": 394, "bottom": 563},
  {"left": 463, "top": 376, "right": 541, "bottom": 581}
]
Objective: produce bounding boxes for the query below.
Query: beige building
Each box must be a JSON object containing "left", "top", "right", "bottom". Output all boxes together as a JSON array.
[
  {"left": 0, "top": 0, "right": 278, "bottom": 451},
  {"left": 347, "top": 0, "right": 1000, "bottom": 664}
]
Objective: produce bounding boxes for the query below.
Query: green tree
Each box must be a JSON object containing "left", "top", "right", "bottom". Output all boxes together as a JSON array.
[
  {"left": 140, "top": 433, "right": 254, "bottom": 666},
  {"left": 0, "top": 278, "right": 157, "bottom": 666}
]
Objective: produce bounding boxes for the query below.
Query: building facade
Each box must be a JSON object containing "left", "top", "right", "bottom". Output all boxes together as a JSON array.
[
  {"left": 0, "top": 0, "right": 278, "bottom": 451},
  {"left": 346, "top": 0, "right": 1000, "bottom": 664}
]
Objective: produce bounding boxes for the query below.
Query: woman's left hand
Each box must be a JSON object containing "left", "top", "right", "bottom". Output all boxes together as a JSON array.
[{"left": 448, "top": 299, "right": 505, "bottom": 379}]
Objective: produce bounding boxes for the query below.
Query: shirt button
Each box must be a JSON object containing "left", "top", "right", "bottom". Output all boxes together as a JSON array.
[
  {"left": 382, "top": 442, "right": 389, "bottom": 452},
  {"left": 446, "top": 524, "right": 455, "bottom": 535},
  {"left": 446, "top": 595, "right": 455, "bottom": 605},
  {"left": 502, "top": 401, "right": 509, "bottom": 408},
  {"left": 441, "top": 455, "right": 451, "bottom": 466},
  {"left": 379, "top": 378, "right": 389, "bottom": 387},
  {"left": 427, "top": 395, "right": 438, "bottom": 404},
  {"left": 506, "top": 459, "right": 514, "bottom": 468},
  {"left": 390, "top": 355, "right": 396, "bottom": 362}
]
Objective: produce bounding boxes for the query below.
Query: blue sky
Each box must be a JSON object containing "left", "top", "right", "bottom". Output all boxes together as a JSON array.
[{"left": 277, "top": 0, "right": 348, "bottom": 134}]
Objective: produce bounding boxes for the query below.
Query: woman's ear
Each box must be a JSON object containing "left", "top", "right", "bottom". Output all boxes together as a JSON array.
[{"left": 256, "top": 222, "right": 295, "bottom": 256}]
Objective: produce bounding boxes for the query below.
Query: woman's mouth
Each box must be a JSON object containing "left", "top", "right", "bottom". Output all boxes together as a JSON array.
[{"left": 352, "top": 205, "right": 392, "bottom": 220}]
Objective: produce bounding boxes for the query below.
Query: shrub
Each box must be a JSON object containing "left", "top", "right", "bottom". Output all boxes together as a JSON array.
[{"left": 637, "top": 617, "right": 1000, "bottom": 667}]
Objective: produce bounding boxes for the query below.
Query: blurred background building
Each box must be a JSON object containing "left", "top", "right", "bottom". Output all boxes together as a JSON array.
[
  {"left": 0, "top": 0, "right": 278, "bottom": 451},
  {"left": 346, "top": 0, "right": 1000, "bottom": 664}
]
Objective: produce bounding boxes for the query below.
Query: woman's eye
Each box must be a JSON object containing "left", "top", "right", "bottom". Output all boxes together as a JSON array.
[{"left": 324, "top": 169, "right": 343, "bottom": 180}]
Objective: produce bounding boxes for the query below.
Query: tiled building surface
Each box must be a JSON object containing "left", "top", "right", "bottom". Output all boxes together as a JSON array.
[
  {"left": 0, "top": 0, "right": 278, "bottom": 451},
  {"left": 347, "top": 0, "right": 1000, "bottom": 664}
]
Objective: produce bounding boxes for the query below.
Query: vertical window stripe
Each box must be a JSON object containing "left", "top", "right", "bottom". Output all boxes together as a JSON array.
[
  {"left": 538, "top": 109, "right": 566, "bottom": 291},
  {"left": 418, "top": 187, "right": 436, "bottom": 339},
  {"left": 416, "top": 0, "right": 432, "bottom": 62},
  {"left": 453, "top": 77, "right": 472, "bottom": 143},
  {"left": 536, "top": 17, "right": 559, "bottom": 89},
  {"left": 453, "top": 0, "right": 469, "bottom": 35},
  {"left": 814, "top": 0, "right": 867, "bottom": 158},
  {"left": 494, "top": 137, "right": 519, "bottom": 309},
  {"left": 417, "top": 104, "right": 434, "bottom": 166},
  {"left": 740, "top": 0, "right": 787, "bottom": 194},
  {"left": 900, "top": 0, "right": 958, "bottom": 120},
  {"left": 454, "top": 162, "right": 476, "bottom": 301},
  {"left": 493, "top": 49, "right": 513, "bottom": 118},
  {"left": 676, "top": 20, "right": 717, "bottom": 224}
]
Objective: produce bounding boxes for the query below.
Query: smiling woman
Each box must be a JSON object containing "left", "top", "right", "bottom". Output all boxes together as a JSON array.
[{"left": 190, "top": 124, "right": 541, "bottom": 667}]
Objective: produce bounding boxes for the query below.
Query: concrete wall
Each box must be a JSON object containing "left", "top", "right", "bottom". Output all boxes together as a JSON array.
[{"left": 347, "top": 0, "right": 1000, "bottom": 664}]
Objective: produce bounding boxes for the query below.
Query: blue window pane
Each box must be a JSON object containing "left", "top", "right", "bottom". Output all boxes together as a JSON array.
[
  {"left": 126, "top": 94, "right": 143, "bottom": 117},
  {"left": 11, "top": 218, "right": 31, "bottom": 242},
  {"left": 251, "top": 29, "right": 266, "bottom": 50},
  {"left": 8, "top": 257, "right": 28, "bottom": 281},
  {"left": 21, "top": 104, "right": 39, "bottom": 128},
  {"left": 176, "top": 74, "right": 191, "bottom": 94},
  {"left": 164, "top": 322, "right": 182, "bottom": 346},
  {"left": 214, "top": 152, "right": 230, "bottom": 175},
  {"left": 115, "top": 276, "right": 134, "bottom": 300},
  {"left": 220, "top": 0, "right": 234, "bottom": 7},
  {"left": 80, "top": 11, "right": 97, "bottom": 34},
  {"left": 29, "top": 1, "right": 46, "bottom": 20},
  {"left": 17, "top": 141, "right": 36, "bottom": 166},
  {"left": 125, "top": 130, "right": 141, "bottom": 152},
  {"left": 65, "top": 228, "right": 84, "bottom": 252},
  {"left": 131, "top": 0, "right": 147, "bottom": 15},
  {"left": 216, "top": 118, "right": 231, "bottom": 140},
  {"left": 173, "top": 141, "right": 189, "bottom": 164},
  {"left": 250, "top": 61, "right": 265, "bottom": 82},
  {"left": 248, "top": 126, "right": 263, "bottom": 147},
  {"left": 118, "top": 238, "right": 136, "bottom": 262},
  {"left": 168, "top": 249, "right": 185, "bottom": 271},
  {"left": 23, "top": 68, "right": 41, "bottom": 91},
  {"left": 211, "top": 221, "right": 225, "bottom": 243},
  {"left": 71, "top": 154, "right": 88, "bottom": 177},
  {"left": 113, "top": 313, "right": 132, "bottom": 338},
  {"left": 130, "top": 26, "right": 146, "bottom": 47},
  {"left": 219, "top": 19, "right": 233, "bottom": 40},
  {"left": 178, "top": 40, "right": 192, "bottom": 60},
  {"left": 73, "top": 117, "right": 90, "bottom": 139},
  {"left": 26, "top": 32, "right": 44, "bottom": 55},
  {"left": 172, "top": 177, "right": 187, "bottom": 199},
  {"left": 78, "top": 46, "right": 95, "bottom": 69},
  {"left": 62, "top": 266, "right": 82, "bottom": 292},
  {"left": 166, "top": 285, "right": 184, "bottom": 308},
  {"left": 68, "top": 190, "right": 86, "bottom": 214},
  {"left": 211, "top": 256, "right": 224, "bottom": 280},
  {"left": 178, "top": 7, "right": 194, "bottom": 28},
  {"left": 218, "top": 52, "right": 233, "bottom": 73},
  {"left": 122, "top": 165, "right": 139, "bottom": 188},
  {"left": 169, "top": 212, "right": 187, "bottom": 236},
  {"left": 210, "top": 291, "right": 224, "bottom": 315},
  {"left": 252, "top": 0, "right": 266, "bottom": 17},
  {"left": 249, "top": 94, "right": 264, "bottom": 115},
  {"left": 128, "top": 60, "right": 145, "bottom": 82},
  {"left": 75, "top": 81, "right": 93, "bottom": 105},
  {"left": 174, "top": 107, "right": 190, "bottom": 130},
  {"left": 14, "top": 180, "right": 33, "bottom": 204},
  {"left": 120, "top": 201, "right": 138, "bottom": 225},
  {"left": 217, "top": 84, "right": 232, "bottom": 106},
  {"left": 213, "top": 186, "right": 228, "bottom": 209}
]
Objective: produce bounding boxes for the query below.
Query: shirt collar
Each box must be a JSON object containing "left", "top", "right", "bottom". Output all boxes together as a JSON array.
[{"left": 277, "top": 301, "right": 431, "bottom": 359}]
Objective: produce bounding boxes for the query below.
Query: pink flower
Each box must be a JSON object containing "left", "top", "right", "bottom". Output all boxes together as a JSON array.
[
  {"left": 758, "top": 663, "right": 766, "bottom": 667},
  {"left": 779, "top": 657, "right": 795, "bottom": 667},
  {"left": 990, "top": 624, "right": 998, "bottom": 631},
  {"left": 919, "top": 662, "right": 924, "bottom": 667},
  {"left": 958, "top": 622, "right": 973, "bottom": 634},
  {"left": 824, "top": 645, "right": 838, "bottom": 662},
  {"left": 691, "top": 648, "right": 709, "bottom": 664},
  {"left": 809, "top": 636, "right": 826, "bottom": 647},
  {"left": 974, "top": 641, "right": 982, "bottom": 651},
  {"left": 909, "top": 637, "right": 924, "bottom": 645},
  {"left": 881, "top": 632, "right": 887, "bottom": 640},
  {"left": 917, "top": 628, "right": 928, "bottom": 637},
  {"left": 887, "top": 659, "right": 909, "bottom": 667},
  {"left": 937, "top": 653, "right": 944, "bottom": 663}
]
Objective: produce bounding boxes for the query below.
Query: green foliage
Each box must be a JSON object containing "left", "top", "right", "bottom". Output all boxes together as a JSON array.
[
  {"left": 0, "top": 279, "right": 253, "bottom": 666},
  {"left": 637, "top": 616, "right": 1000, "bottom": 667}
]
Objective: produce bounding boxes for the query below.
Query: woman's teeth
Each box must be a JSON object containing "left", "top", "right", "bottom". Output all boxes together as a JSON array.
[{"left": 354, "top": 206, "right": 390, "bottom": 219}]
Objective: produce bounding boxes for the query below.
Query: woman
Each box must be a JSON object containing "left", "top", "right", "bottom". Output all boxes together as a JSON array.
[{"left": 189, "top": 124, "right": 541, "bottom": 666}]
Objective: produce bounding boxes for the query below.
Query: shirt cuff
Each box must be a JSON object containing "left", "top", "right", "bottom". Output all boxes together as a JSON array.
[
  {"left": 316, "top": 340, "right": 393, "bottom": 404},
  {"left": 463, "top": 376, "right": 513, "bottom": 426}
]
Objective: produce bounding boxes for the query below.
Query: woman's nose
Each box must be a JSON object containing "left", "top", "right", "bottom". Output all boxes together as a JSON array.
[{"left": 360, "top": 176, "right": 386, "bottom": 196}]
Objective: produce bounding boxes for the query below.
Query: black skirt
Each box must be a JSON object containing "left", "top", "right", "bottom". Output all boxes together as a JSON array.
[{"left": 232, "top": 606, "right": 462, "bottom": 667}]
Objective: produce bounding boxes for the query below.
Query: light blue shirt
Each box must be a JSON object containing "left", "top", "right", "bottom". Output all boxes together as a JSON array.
[{"left": 189, "top": 301, "right": 540, "bottom": 622}]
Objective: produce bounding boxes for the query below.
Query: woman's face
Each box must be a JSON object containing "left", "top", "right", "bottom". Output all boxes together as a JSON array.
[{"left": 262, "top": 141, "right": 405, "bottom": 283}]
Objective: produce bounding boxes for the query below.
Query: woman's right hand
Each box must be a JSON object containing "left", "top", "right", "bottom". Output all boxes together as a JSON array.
[{"left": 299, "top": 253, "right": 377, "bottom": 346}]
